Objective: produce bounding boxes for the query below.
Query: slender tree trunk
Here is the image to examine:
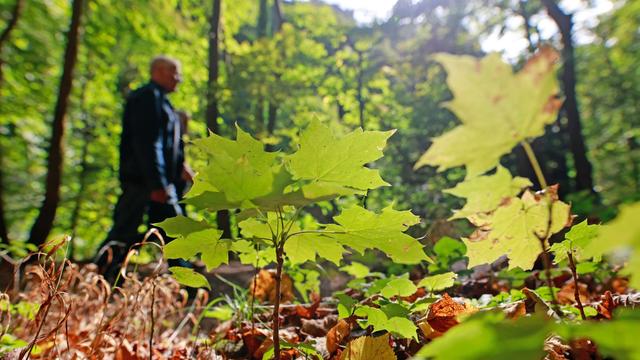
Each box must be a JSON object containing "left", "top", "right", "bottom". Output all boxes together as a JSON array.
[
  {"left": 29, "top": 0, "right": 84, "bottom": 246},
  {"left": 356, "top": 49, "right": 365, "bottom": 129},
  {"left": 540, "top": 0, "right": 594, "bottom": 193},
  {"left": 68, "top": 71, "right": 94, "bottom": 259},
  {"left": 265, "top": 0, "right": 283, "bottom": 152},
  {"left": 206, "top": 0, "right": 231, "bottom": 238},
  {"left": 0, "top": 0, "right": 26, "bottom": 245},
  {"left": 207, "top": 0, "right": 221, "bottom": 135},
  {"left": 257, "top": 0, "right": 269, "bottom": 38}
]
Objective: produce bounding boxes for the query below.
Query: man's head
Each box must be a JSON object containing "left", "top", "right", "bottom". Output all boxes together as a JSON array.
[{"left": 150, "top": 55, "right": 182, "bottom": 93}]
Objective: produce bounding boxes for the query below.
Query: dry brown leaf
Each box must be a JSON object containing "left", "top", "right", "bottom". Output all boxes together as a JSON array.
[
  {"left": 597, "top": 290, "right": 616, "bottom": 319},
  {"left": 426, "top": 293, "right": 467, "bottom": 333},
  {"left": 417, "top": 319, "right": 443, "bottom": 340},
  {"left": 249, "top": 269, "right": 294, "bottom": 303},
  {"left": 503, "top": 300, "right": 527, "bottom": 319},
  {"left": 557, "top": 281, "right": 589, "bottom": 305},
  {"left": 326, "top": 319, "right": 351, "bottom": 354},
  {"left": 340, "top": 334, "right": 396, "bottom": 360}
]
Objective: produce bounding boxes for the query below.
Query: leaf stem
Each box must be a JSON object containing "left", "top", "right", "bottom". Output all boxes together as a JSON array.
[
  {"left": 567, "top": 251, "right": 587, "bottom": 320},
  {"left": 272, "top": 239, "right": 284, "bottom": 359},
  {"left": 538, "top": 237, "right": 562, "bottom": 316},
  {"left": 521, "top": 141, "right": 548, "bottom": 189},
  {"left": 287, "top": 229, "right": 346, "bottom": 238}
]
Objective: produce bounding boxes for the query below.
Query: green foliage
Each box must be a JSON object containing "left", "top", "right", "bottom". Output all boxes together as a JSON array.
[
  {"left": 380, "top": 277, "right": 417, "bottom": 298},
  {"left": 428, "top": 237, "right": 467, "bottom": 274},
  {"left": 287, "top": 121, "right": 394, "bottom": 190},
  {"left": 415, "top": 49, "right": 561, "bottom": 176},
  {"left": 464, "top": 191, "right": 571, "bottom": 270},
  {"left": 415, "top": 312, "right": 552, "bottom": 360},
  {"left": 583, "top": 202, "right": 640, "bottom": 288},
  {"left": 418, "top": 309, "right": 640, "bottom": 360},
  {"left": 160, "top": 121, "right": 429, "bottom": 291},
  {"left": 558, "top": 309, "right": 640, "bottom": 360},
  {"left": 355, "top": 305, "right": 418, "bottom": 340},
  {"left": 443, "top": 166, "right": 532, "bottom": 220},
  {"left": 418, "top": 272, "right": 457, "bottom": 293},
  {"left": 0, "top": 334, "right": 28, "bottom": 355},
  {"left": 550, "top": 220, "right": 600, "bottom": 263},
  {"left": 169, "top": 267, "right": 211, "bottom": 290}
]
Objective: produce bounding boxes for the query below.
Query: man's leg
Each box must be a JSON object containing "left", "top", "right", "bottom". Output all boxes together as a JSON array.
[
  {"left": 95, "top": 183, "right": 149, "bottom": 280},
  {"left": 147, "top": 191, "right": 191, "bottom": 268}
]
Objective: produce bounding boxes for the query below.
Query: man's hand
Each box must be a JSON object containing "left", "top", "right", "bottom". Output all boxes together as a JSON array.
[
  {"left": 150, "top": 189, "right": 169, "bottom": 203},
  {"left": 181, "top": 164, "right": 194, "bottom": 183}
]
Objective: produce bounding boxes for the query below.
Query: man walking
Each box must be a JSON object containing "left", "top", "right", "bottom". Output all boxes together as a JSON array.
[{"left": 96, "top": 55, "right": 189, "bottom": 280}]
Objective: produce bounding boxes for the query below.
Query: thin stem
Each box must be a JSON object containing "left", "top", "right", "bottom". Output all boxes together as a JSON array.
[
  {"left": 521, "top": 141, "right": 548, "bottom": 189},
  {"left": 567, "top": 251, "right": 587, "bottom": 320},
  {"left": 149, "top": 280, "right": 156, "bottom": 360},
  {"left": 272, "top": 240, "right": 284, "bottom": 359},
  {"left": 287, "top": 229, "right": 346, "bottom": 238},
  {"left": 250, "top": 244, "right": 259, "bottom": 335},
  {"left": 522, "top": 140, "right": 562, "bottom": 316},
  {"left": 538, "top": 238, "right": 562, "bottom": 316}
]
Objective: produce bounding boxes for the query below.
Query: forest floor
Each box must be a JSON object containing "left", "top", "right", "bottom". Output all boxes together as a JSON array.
[{"left": 0, "top": 252, "right": 637, "bottom": 360}]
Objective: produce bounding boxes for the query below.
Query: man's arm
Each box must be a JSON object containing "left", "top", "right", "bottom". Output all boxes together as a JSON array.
[{"left": 130, "top": 90, "right": 169, "bottom": 193}]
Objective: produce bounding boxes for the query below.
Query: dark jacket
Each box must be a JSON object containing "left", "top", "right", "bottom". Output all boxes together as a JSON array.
[{"left": 118, "top": 81, "right": 184, "bottom": 191}]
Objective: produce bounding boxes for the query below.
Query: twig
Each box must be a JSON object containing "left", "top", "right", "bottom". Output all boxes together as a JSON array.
[
  {"left": 521, "top": 141, "right": 548, "bottom": 189},
  {"left": 522, "top": 141, "right": 562, "bottom": 317},
  {"left": 149, "top": 279, "right": 157, "bottom": 359},
  {"left": 567, "top": 251, "right": 587, "bottom": 320}
]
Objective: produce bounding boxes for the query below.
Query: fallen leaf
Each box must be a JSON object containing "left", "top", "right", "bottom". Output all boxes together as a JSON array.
[
  {"left": 326, "top": 319, "right": 351, "bottom": 354},
  {"left": 249, "top": 269, "right": 294, "bottom": 304},
  {"left": 340, "top": 334, "right": 397, "bottom": 360},
  {"left": 426, "top": 294, "right": 467, "bottom": 333},
  {"left": 503, "top": 300, "right": 527, "bottom": 319},
  {"left": 597, "top": 290, "right": 616, "bottom": 319},
  {"left": 557, "top": 281, "right": 589, "bottom": 305}
]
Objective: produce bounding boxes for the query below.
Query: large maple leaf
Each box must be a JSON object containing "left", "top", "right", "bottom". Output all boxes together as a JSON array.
[{"left": 415, "top": 47, "right": 562, "bottom": 177}]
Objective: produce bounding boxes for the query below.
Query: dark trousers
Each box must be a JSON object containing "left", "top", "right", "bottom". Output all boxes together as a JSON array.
[{"left": 95, "top": 182, "right": 186, "bottom": 281}]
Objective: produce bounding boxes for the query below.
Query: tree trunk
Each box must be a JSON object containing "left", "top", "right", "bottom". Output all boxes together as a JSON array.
[
  {"left": 68, "top": 71, "right": 94, "bottom": 259},
  {"left": 265, "top": 0, "right": 284, "bottom": 152},
  {"left": 207, "top": 0, "right": 221, "bottom": 135},
  {"left": 0, "top": 0, "right": 26, "bottom": 245},
  {"left": 257, "top": 0, "right": 269, "bottom": 38},
  {"left": 206, "top": 0, "right": 231, "bottom": 238},
  {"left": 28, "top": 0, "right": 84, "bottom": 246},
  {"left": 540, "top": 0, "right": 594, "bottom": 193},
  {"left": 356, "top": 49, "right": 365, "bottom": 129}
]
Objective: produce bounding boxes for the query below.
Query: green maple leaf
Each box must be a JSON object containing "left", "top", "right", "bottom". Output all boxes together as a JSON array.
[
  {"left": 324, "top": 205, "right": 432, "bottom": 264},
  {"left": 287, "top": 120, "right": 394, "bottom": 190},
  {"left": 464, "top": 191, "right": 571, "bottom": 270},
  {"left": 231, "top": 240, "right": 276, "bottom": 267},
  {"left": 418, "top": 272, "right": 457, "bottom": 292},
  {"left": 191, "top": 124, "right": 278, "bottom": 204},
  {"left": 284, "top": 233, "right": 345, "bottom": 265},
  {"left": 155, "top": 216, "right": 228, "bottom": 270},
  {"left": 380, "top": 277, "right": 418, "bottom": 298},
  {"left": 186, "top": 122, "right": 388, "bottom": 212},
  {"left": 340, "top": 262, "right": 371, "bottom": 278},
  {"left": 549, "top": 220, "right": 600, "bottom": 264},
  {"left": 169, "top": 267, "right": 211, "bottom": 290},
  {"left": 154, "top": 215, "right": 212, "bottom": 237},
  {"left": 355, "top": 306, "right": 418, "bottom": 340},
  {"left": 583, "top": 202, "right": 640, "bottom": 288},
  {"left": 444, "top": 165, "right": 532, "bottom": 220},
  {"left": 415, "top": 312, "right": 552, "bottom": 360},
  {"left": 415, "top": 48, "right": 562, "bottom": 176}
]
